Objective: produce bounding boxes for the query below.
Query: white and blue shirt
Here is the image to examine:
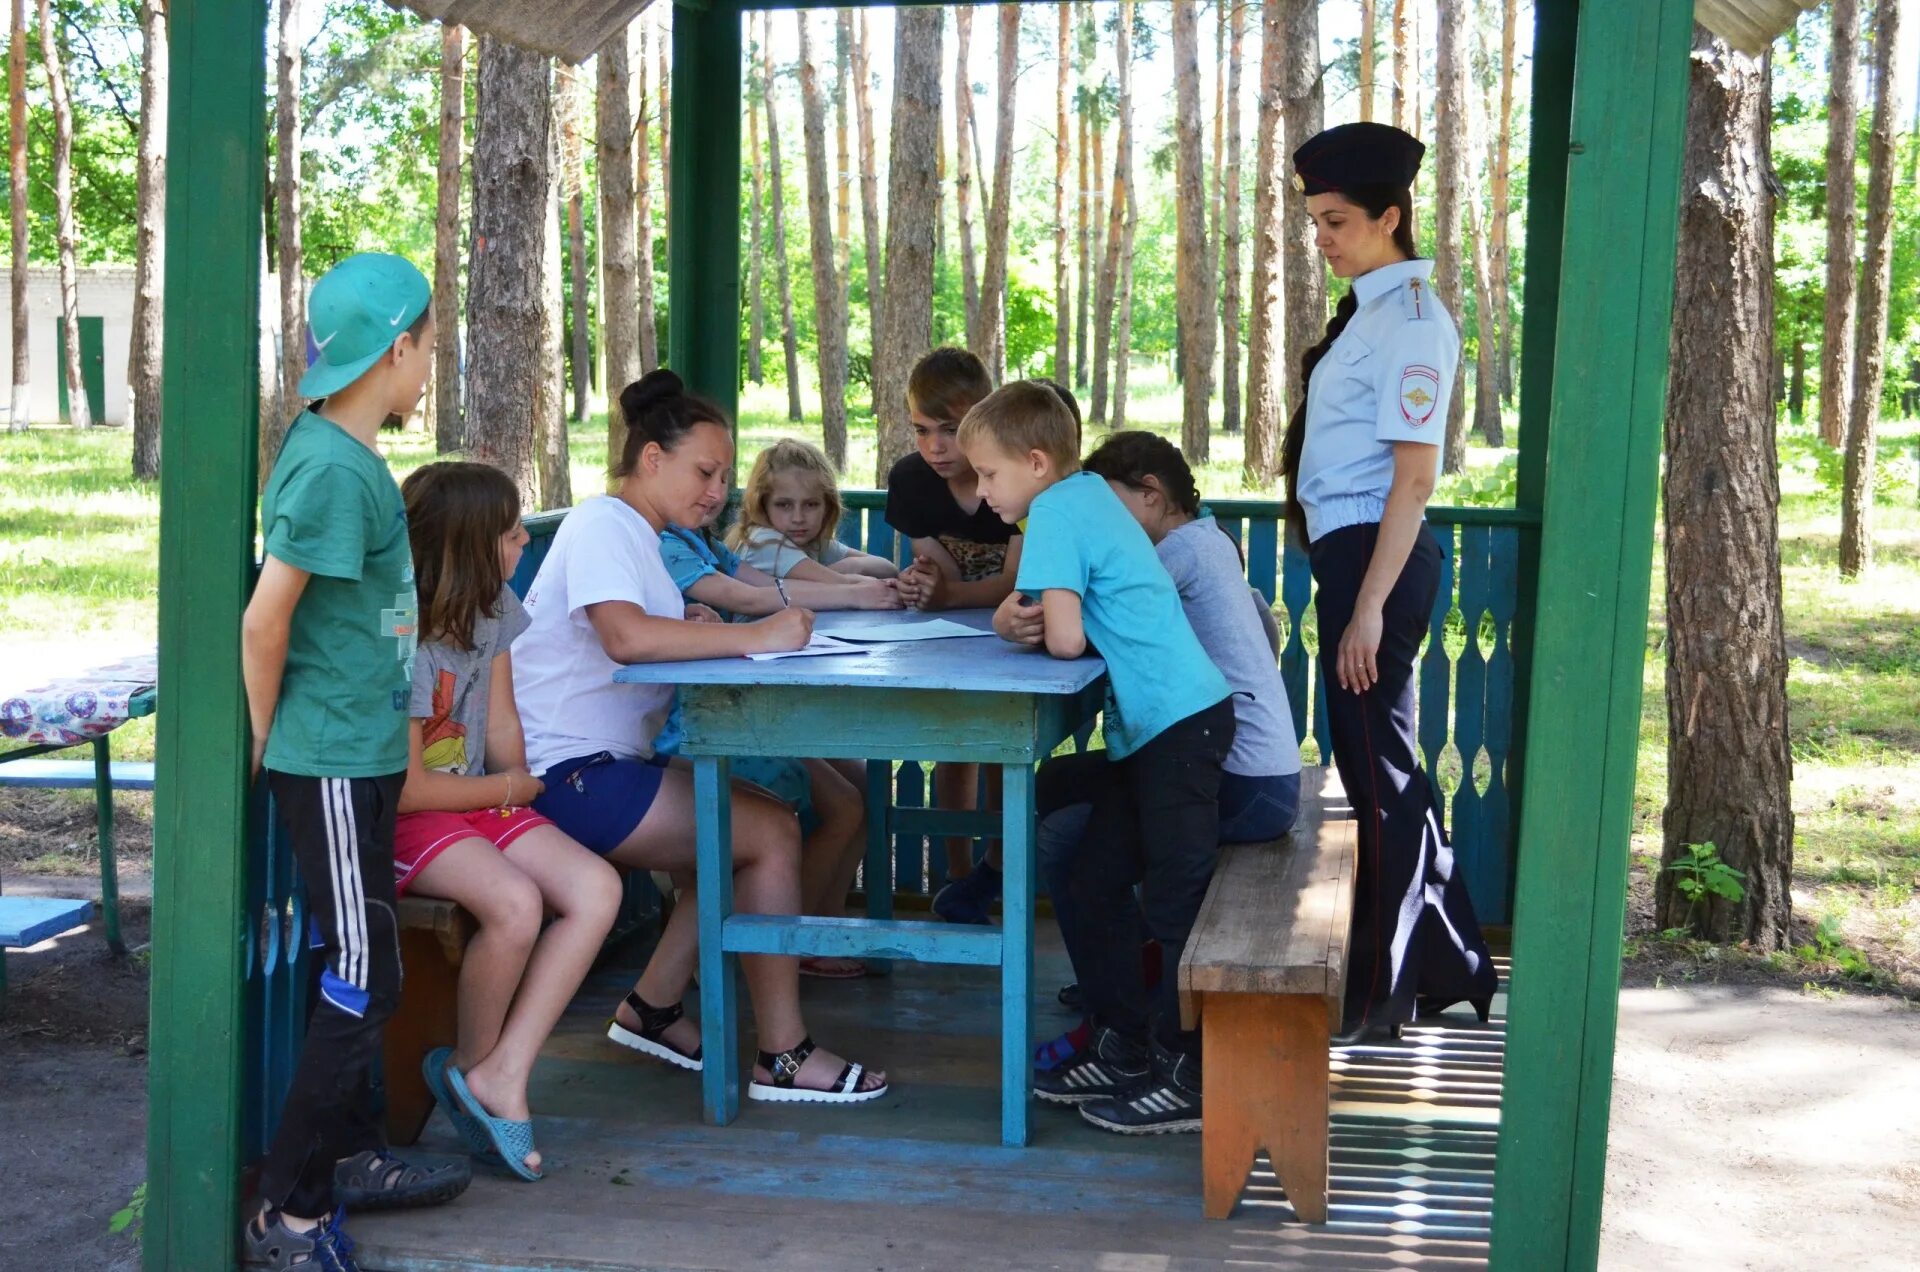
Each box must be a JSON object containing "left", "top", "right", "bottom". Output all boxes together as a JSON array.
[
  {"left": 1016, "top": 472, "right": 1230, "bottom": 758},
  {"left": 1296, "top": 258, "right": 1460, "bottom": 543}
]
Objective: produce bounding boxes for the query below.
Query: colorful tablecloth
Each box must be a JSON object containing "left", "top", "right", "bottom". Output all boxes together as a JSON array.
[{"left": 0, "top": 651, "right": 159, "bottom": 748}]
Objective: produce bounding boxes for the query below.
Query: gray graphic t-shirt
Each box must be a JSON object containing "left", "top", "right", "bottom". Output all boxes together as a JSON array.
[{"left": 409, "top": 585, "right": 531, "bottom": 776}]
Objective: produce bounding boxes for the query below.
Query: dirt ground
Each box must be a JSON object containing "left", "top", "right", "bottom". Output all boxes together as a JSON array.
[{"left": 4, "top": 879, "right": 1919, "bottom": 1272}]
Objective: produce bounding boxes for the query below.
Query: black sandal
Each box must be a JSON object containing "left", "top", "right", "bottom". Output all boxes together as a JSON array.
[
  {"left": 331, "top": 1149, "right": 471, "bottom": 1211},
  {"left": 747, "top": 1035, "right": 889, "bottom": 1104},
  {"left": 606, "top": 991, "right": 704, "bottom": 1072}
]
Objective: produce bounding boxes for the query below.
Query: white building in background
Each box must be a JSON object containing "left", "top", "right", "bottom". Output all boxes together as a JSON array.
[{"left": 0, "top": 264, "right": 291, "bottom": 428}]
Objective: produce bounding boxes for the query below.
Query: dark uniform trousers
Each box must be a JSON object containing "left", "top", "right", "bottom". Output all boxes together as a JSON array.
[{"left": 1309, "top": 521, "right": 1498, "bottom": 1032}]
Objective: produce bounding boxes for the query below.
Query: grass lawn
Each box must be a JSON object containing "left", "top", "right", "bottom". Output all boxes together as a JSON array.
[{"left": 2, "top": 371, "right": 1915, "bottom": 995}]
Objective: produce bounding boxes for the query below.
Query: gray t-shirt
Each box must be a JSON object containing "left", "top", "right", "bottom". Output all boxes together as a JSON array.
[
  {"left": 1157, "top": 517, "right": 1302, "bottom": 778},
  {"left": 409, "top": 585, "right": 531, "bottom": 776}
]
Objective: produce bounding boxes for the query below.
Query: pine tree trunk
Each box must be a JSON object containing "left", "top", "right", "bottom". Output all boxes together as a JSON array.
[
  {"left": 1493, "top": 0, "right": 1518, "bottom": 403},
  {"left": 1221, "top": 0, "right": 1245, "bottom": 436},
  {"left": 1110, "top": 0, "right": 1139, "bottom": 430},
  {"left": 636, "top": 18, "right": 658, "bottom": 373},
  {"left": 1243, "top": 0, "right": 1287, "bottom": 482},
  {"left": 1211, "top": 2, "right": 1225, "bottom": 307},
  {"left": 1658, "top": 28, "right": 1792, "bottom": 950},
  {"left": 1173, "top": 0, "right": 1214, "bottom": 463},
  {"left": 1091, "top": 2, "right": 1133, "bottom": 428},
  {"left": 7, "top": 0, "right": 26, "bottom": 432},
  {"left": 266, "top": 0, "right": 299, "bottom": 448},
  {"left": 657, "top": 9, "right": 669, "bottom": 237},
  {"left": 1469, "top": 16, "right": 1502, "bottom": 447},
  {"left": 1280, "top": 0, "right": 1324, "bottom": 444},
  {"left": 1434, "top": 0, "right": 1468, "bottom": 473},
  {"left": 465, "top": 35, "right": 551, "bottom": 509},
  {"left": 40, "top": 6, "right": 86, "bottom": 429},
  {"left": 1075, "top": 91, "right": 1091, "bottom": 389},
  {"left": 1789, "top": 337, "right": 1806, "bottom": 420},
  {"left": 835, "top": 11, "right": 853, "bottom": 339},
  {"left": 1054, "top": 3, "right": 1071, "bottom": 383},
  {"left": 798, "top": 12, "right": 849, "bottom": 469},
  {"left": 1840, "top": 0, "right": 1903, "bottom": 577},
  {"left": 853, "top": 11, "right": 883, "bottom": 371},
  {"left": 873, "top": 5, "right": 944, "bottom": 482},
  {"left": 538, "top": 93, "right": 571, "bottom": 511},
  {"left": 559, "top": 63, "right": 591, "bottom": 424},
  {"left": 128, "top": 0, "right": 166, "bottom": 474},
  {"left": 746, "top": 14, "right": 767, "bottom": 385},
  {"left": 1821, "top": 0, "right": 1861, "bottom": 449},
  {"left": 765, "top": 35, "right": 804, "bottom": 423},
  {"left": 1391, "top": 0, "right": 1410, "bottom": 133},
  {"left": 977, "top": 4, "right": 1020, "bottom": 383},
  {"left": 1360, "top": 0, "right": 1376, "bottom": 122},
  {"left": 955, "top": 5, "right": 981, "bottom": 351},
  {"left": 434, "top": 24, "right": 467, "bottom": 453},
  {"left": 597, "top": 23, "right": 638, "bottom": 467}
]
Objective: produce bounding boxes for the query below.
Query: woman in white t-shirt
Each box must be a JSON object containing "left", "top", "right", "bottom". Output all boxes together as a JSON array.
[{"left": 515, "top": 369, "right": 888, "bottom": 1105}]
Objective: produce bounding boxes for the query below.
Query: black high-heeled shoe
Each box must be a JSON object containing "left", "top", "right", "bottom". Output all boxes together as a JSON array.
[
  {"left": 1415, "top": 994, "right": 1493, "bottom": 1022},
  {"left": 1331, "top": 1018, "right": 1403, "bottom": 1047}
]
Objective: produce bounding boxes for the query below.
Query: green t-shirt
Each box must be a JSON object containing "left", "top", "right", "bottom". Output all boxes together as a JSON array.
[{"left": 259, "top": 412, "right": 417, "bottom": 777}]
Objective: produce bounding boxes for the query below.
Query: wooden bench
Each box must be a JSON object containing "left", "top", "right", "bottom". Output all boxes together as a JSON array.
[
  {"left": 384, "top": 896, "right": 477, "bottom": 1146},
  {"left": 1179, "top": 766, "right": 1357, "bottom": 1223},
  {"left": 0, "top": 757, "right": 156, "bottom": 957},
  {"left": 0, "top": 893, "right": 97, "bottom": 1012}
]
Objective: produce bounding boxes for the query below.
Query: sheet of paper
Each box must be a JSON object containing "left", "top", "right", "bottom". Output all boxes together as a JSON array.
[
  {"left": 826, "top": 618, "right": 999, "bottom": 644},
  {"left": 744, "top": 633, "right": 872, "bottom": 661}
]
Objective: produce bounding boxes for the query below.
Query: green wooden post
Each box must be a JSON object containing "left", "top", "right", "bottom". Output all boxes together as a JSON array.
[
  {"left": 144, "top": 3, "right": 267, "bottom": 1269},
  {"left": 1490, "top": 0, "right": 1692, "bottom": 1268},
  {"left": 667, "top": 0, "right": 742, "bottom": 427}
]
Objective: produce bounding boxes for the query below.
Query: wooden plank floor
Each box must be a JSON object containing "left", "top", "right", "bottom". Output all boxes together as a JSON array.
[{"left": 354, "top": 928, "right": 1505, "bottom": 1271}]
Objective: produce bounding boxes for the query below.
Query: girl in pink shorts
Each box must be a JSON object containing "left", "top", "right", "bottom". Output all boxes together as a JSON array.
[{"left": 394, "top": 462, "right": 622, "bottom": 1181}]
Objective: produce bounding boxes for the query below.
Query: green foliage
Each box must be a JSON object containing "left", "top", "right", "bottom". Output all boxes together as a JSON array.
[
  {"left": 108, "top": 1182, "right": 145, "bottom": 1239},
  {"left": 1441, "top": 453, "right": 1519, "bottom": 507},
  {"left": 1004, "top": 273, "right": 1055, "bottom": 379},
  {"left": 1666, "top": 842, "right": 1748, "bottom": 912}
]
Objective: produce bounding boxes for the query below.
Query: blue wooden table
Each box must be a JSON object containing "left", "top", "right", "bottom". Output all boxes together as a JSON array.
[{"left": 613, "top": 608, "right": 1106, "bottom": 1145}]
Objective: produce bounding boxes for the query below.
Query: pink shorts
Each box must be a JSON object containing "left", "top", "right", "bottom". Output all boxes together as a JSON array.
[{"left": 392, "top": 806, "right": 553, "bottom": 895}]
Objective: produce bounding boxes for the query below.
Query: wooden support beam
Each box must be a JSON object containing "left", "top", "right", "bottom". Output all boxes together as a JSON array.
[
  {"left": 667, "top": 0, "right": 742, "bottom": 426},
  {"left": 145, "top": 2, "right": 268, "bottom": 1269},
  {"left": 1491, "top": 0, "right": 1693, "bottom": 1268}
]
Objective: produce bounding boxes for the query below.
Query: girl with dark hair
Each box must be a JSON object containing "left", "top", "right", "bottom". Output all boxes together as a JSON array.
[
  {"left": 1281, "top": 123, "right": 1497, "bottom": 1045},
  {"left": 395, "top": 461, "right": 623, "bottom": 1180},
  {"left": 512, "top": 369, "right": 889, "bottom": 1103}
]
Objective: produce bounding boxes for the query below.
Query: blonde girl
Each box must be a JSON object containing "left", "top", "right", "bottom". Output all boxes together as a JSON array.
[
  {"left": 394, "top": 461, "right": 624, "bottom": 1182},
  {"left": 728, "top": 439, "right": 897, "bottom": 581}
]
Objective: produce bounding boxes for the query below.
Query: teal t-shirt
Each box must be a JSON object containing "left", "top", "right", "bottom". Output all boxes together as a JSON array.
[
  {"left": 1015, "top": 472, "right": 1229, "bottom": 758},
  {"left": 259, "top": 412, "right": 417, "bottom": 777}
]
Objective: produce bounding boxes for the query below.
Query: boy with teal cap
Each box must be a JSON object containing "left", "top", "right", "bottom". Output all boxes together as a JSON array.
[{"left": 241, "top": 253, "right": 470, "bottom": 1269}]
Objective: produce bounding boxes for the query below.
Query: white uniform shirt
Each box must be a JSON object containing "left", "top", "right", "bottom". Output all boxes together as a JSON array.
[
  {"left": 514, "top": 495, "right": 686, "bottom": 774},
  {"left": 1297, "top": 258, "right": 1460, "bottom": 543}
]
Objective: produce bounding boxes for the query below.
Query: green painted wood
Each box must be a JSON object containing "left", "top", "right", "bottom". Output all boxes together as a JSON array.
[
  {"left": 1485, "top": 528, "right": 1519, "bottom": 916},
  {"left": 1490, "top": 0, "right": 1693, "bottom": 1267},
  {"left": 92, "top": 736, "right": 124, "bottom": 953},
  {"left": 146, "top": 4, "right": 267, "bottom": 1269},
  {"left": 54, "top": 314, "right": 106, "bottom": 424},
  {"left": 1505, "top": 0, "right": 1580, "bottom": 895},
  {"left": 1452, "top": 526, "right": 1493, "bottom": 916},
  {"left": 1418, "top": 526, "right": 1456, "bottom": 800},
  {"left": 667, "top": 0, "right": 742, "bottom": 425}
]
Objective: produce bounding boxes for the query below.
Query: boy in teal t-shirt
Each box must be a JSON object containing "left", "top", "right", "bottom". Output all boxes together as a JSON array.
[
  {"left": 241, "top": 253, "right": 468, "bottom": 1266},
  {"left": 961, "top": 381, "right": 1235, "bottom": 1137}
]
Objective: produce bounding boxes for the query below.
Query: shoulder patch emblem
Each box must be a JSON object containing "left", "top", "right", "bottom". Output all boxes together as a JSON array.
[{"left": 1400, "top": 365, "right": 1441, "bottom": 427}]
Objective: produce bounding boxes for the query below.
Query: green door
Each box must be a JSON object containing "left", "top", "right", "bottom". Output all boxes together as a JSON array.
[{"left": 54, "top": 315, "right": 106, "bottom": 423}]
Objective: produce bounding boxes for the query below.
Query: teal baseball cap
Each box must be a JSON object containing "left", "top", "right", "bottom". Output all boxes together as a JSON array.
[{"left": 298, "top": 252, "right": 432, "bottom": 398}]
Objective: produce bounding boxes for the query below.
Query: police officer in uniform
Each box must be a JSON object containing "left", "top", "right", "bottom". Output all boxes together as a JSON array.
[{"left": 1281, "top": 122, "right": 1498, "bottom": 1045}]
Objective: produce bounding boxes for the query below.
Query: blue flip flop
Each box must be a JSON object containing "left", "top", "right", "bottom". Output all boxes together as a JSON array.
[
  {"left": 421, "top": 1047, "right": 500, "bottom": 1165},
  {"left": 445, "top": 1062, "right": 544, "bottom": 1182}
]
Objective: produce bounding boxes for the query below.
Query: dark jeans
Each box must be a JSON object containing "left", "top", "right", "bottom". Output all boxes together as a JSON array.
[
  {"left": 1309, "top": 521, "right": 1497, "bottom": 1032},
  {"left": 1038, "top": 761, "right": 1299, "bottom": 1007},
  {"left": 259, "top": 771, "right": 405, "bottom": 1217},
  {"left": 1059, "top": 698, "right": 1235, "bottom": 1059}
]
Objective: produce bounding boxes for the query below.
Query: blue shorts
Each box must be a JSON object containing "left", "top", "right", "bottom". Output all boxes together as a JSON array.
[
  {"left": 730, "top": 756, "right": 820, "bottom": 836},
  {"left": 532, "top": 752, "right": 670, "bottom": 856}
]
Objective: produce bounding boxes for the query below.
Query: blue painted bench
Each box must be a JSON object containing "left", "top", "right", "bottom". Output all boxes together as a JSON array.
[
  {"left": 0, "top": 894, "right": 98, "bottom": 1012},
  {"left": 0, "top": 756, "right": 155, "bottom": 958}
]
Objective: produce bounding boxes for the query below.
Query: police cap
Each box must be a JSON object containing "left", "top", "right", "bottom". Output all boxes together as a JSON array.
[{"left": 1291, "top": 122, "right": 1425, "bottom": 196}]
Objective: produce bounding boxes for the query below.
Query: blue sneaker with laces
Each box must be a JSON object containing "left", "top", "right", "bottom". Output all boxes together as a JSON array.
[{"left": 931, "top": 861, "right": 1001, "bottom": 925}]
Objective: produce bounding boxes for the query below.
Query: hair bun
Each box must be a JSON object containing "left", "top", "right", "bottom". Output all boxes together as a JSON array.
[{"left": 624, "top": 368, "right": 685, "bottom": 423}]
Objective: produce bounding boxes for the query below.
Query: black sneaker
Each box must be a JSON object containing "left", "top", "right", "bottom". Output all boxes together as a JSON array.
[
  {"left": 333, "top": 1148, "right": 472, "bottom": 1211},
  {"left": 243, "top": 1206, "right": 361, "bottom": 1271},
  {"left": 1079, "top": 1043, "right": 1203, "bottom": 1135},
  {"left": 1033, "top": 1026, "right": 1149, "bottom": 1106}
]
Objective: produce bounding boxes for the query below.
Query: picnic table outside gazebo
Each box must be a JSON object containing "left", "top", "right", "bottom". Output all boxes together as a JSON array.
[{"left": 137, "top": 1, "right": 1784, "bottom": 1269}]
